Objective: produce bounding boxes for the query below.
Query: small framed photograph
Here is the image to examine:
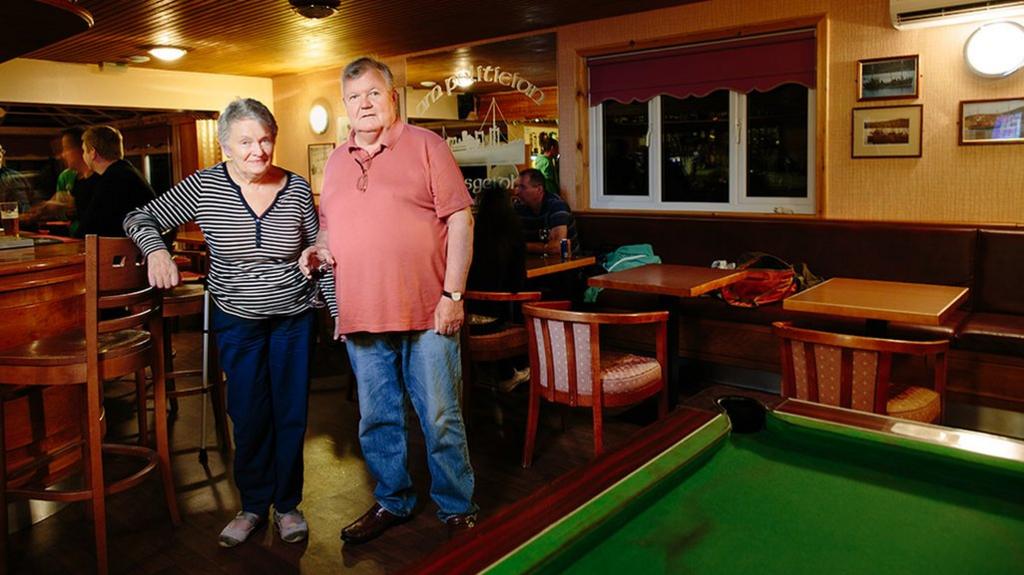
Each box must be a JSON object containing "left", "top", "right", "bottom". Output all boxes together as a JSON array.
[
  {"left": 851, "top": 105, "right": 923, "bottom": 158},
  {"left": 858, "top": 55, "right": 919, "bottom": 101},
  {"left": 959, "top": 97, "right": 1024, "bottom": 145},
  {"left": 307, "top": 142, "right": 335, "bottom": 198}
]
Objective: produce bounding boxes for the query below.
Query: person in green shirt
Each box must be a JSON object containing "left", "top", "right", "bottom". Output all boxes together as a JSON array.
[
  {"left": 19, "top": 129, "right": 91, "bottom": 232},
  {"left": 532, "top": 136, "right": 559, "bottom": 197}
]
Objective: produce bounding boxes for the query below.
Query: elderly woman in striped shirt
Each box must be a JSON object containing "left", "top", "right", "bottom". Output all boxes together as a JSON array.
[{"left": 124, "top": 98, "right": 333, "bottom": 548}]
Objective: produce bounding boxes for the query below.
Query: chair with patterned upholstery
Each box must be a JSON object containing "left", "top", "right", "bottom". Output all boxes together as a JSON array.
[
  {"left": 772, "top": 321, "right": 949, "bottom": 423},
  {"left": 521, "top": 301, "right": 669, "bottom": 467}
]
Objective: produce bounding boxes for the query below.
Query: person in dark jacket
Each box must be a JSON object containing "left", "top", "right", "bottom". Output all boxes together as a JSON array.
[
  {"left": 76, "top": 125, "right": 155, "bottom": 237},
  {"left": 467, "top": 181, "right": 526, "bottom": 300},
  {"left": 466, "top": 181, "right": 529, "bottom": 389}
]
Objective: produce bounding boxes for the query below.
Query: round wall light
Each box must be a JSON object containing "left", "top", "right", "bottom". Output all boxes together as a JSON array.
[
  {"left": 964, "top": 21, "right": 1024, "bottom": 77},
  {"left": 309, "top": 102, "right": 330, "bottom": 134}
]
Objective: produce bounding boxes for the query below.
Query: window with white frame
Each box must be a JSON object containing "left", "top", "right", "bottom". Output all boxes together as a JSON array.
[{"left": 587, "top": 30, "right": 817, "bottom": 214}]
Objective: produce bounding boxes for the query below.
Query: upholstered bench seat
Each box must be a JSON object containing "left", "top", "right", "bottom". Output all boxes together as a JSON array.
[{"left": 956, "top": 312, "right": 1024, "bottom": 357}]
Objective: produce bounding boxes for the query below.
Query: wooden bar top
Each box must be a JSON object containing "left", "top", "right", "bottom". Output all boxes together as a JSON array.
[
  {"left": 0, "top": 240, "right": 84, "bottom": 279},
  {"left": 783, "top": 277, "right": 969, "bottom": 325},
  {"left": 587, "top": 264, "right": 749, "bottom": 298}
]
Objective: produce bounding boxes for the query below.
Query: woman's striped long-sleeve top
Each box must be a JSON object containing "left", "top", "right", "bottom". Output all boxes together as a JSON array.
[{"left": 124, "top": 162, "right": 336, "bottom": 319}]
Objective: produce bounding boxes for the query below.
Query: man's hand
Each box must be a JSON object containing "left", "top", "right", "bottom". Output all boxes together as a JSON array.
[
  {"left": 147, "top": 249, "right": 180, "bottom": 289},
  {"left": 299, "top": 244, "right": 335, "bottom": 278},
  {"left": 434, "top": 296, "right": 464, "bottom": 336}
]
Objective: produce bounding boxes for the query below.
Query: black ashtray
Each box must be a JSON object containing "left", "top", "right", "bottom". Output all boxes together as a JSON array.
[{"left": 715, "top": 395, "right": 766, "bottom": 434}]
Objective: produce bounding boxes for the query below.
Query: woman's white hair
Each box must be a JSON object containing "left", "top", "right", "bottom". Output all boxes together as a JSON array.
[{"left": 218, "top": 98, "right": 278, "bottom": 145}]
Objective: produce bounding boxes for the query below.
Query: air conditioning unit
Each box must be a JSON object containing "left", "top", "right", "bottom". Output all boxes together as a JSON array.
[{"left": 891, "top": 0, "right": 1024, "bottom": 29}]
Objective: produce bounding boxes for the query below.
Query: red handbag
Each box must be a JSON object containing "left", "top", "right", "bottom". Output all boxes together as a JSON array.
[{"left": 719, "top": 253, "right": 797, "bottom": 307}]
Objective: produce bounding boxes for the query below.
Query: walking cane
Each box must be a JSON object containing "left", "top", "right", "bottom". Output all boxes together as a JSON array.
[{"left": 199, "top": 288, "right": 211, "bottom": 465}]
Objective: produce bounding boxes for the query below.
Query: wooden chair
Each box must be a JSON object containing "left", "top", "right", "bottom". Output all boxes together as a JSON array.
[
  {"left": 772, "top": 321, "right": 949, "bottom": 423},
  {"left": 0, "top": 235, "right": 181, "bottom": 575},
  {"left": 460, "top": 290, "right": 543, "bottom": 415},
  {"left": 521, "top": 301, "right": 669, "bottom": 467}
]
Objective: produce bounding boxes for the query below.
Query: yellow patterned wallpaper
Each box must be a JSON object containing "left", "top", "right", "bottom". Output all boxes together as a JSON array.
[{"left": 558, "top": 0, "right": 1024, "bottom": 224}]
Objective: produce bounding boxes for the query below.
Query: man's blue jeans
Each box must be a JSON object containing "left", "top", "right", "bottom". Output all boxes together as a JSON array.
[{"left": 345, "top": 330, "right": 477, "bottom": 520}]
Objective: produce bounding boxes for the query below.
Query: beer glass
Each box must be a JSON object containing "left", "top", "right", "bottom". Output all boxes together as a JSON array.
[{"left": 0, "top": 202, "right": 19, "bottom": 237}]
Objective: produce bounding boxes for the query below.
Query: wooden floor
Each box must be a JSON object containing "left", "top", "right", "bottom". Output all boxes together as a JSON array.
[{"left": 6, "top": 327, "right": 720, "bottom": 574}]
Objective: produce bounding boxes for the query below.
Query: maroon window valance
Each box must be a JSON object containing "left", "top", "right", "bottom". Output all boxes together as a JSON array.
[{"left": 588, "top": 29, "right": 816, "bottom": 106}]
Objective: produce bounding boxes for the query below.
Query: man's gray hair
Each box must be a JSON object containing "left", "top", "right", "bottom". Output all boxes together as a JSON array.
[
  {"left": 218, "top": 98, "right": 278, "bottom": 144},
  {"left": 342, "top": 57, "right": 394, "bottom": 90}
]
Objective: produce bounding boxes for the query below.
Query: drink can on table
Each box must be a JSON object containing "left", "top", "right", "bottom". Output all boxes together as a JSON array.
[{"left": 560, "top": 238, "right": 571, "bottom": 261}]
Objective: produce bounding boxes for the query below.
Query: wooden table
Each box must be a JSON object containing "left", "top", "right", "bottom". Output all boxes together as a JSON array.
[
  {"left": 525, "top": 254, "right": 596, "bottom": 279},
  {"left": 174, "top": 230, "right": 206, "bottom": 249},
  {"left": 587, "top": 264, "right": 750, "bottom": 403},
  {"left": 783, "top": 277, "right": 969, "bottom": 334}
]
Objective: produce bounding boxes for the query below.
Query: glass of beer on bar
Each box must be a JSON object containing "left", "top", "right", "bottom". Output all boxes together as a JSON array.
[{"left": 0, "top": 202, "right": 19, "bottom": 237}]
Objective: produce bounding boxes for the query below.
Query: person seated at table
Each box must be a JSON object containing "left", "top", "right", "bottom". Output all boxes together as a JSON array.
[
  {"left": 467, "top": 182, "right": 529, "bottom": 389},
  {"left": 513, "top": 168, "right": 578, "bottom": 255},
  {"left": 75, "top": 125, "right": 155, "bottom": 238},
  {"left": 469, "top": 181, "right": 526, "bottom": 302}
]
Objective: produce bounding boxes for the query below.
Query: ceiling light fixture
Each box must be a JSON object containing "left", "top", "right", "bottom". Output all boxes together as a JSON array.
[
  {"left": 148, "top": 46, "right": 187, "bottom": 61},
  {"left": 964, "top": 20, "right": 1024, "bottom": 77},
  {"left": 289, "top": 0, "right": 340, "bottom": 19}
]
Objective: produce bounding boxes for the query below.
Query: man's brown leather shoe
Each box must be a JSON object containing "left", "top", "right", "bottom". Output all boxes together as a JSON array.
[
  {"left": 340, "top": 503, "right": 410, "bottom": 544},
  {"left": 445, "top": 513, "right": 477, "bottom": 538}
]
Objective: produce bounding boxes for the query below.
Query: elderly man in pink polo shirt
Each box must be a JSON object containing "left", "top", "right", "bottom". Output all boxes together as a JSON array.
[{"left": 300, "top": 57, "right": 477, "bottom": 543}]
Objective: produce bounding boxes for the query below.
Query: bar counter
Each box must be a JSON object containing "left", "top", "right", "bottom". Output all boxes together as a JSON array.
[{"left": 0, "top": 240, "right": 86, "bottom": 526}]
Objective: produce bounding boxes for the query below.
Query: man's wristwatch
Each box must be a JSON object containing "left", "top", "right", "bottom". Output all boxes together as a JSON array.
[{"left": 442, "top": 290, "right": 463, "bottom": 302}]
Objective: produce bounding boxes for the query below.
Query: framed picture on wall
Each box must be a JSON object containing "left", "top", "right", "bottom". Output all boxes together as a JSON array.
[
  {"left": 959, "top": 97, "right": 1024, "bottom": 145},
  {"left": 308, "top": 143, "right": 335, "bottom": 199},
  {"left": 858, "top": 55, "right": 919, "bottom": 101},
  {"left": 851, "top": 105, "right": 923, "bottom": 158}
]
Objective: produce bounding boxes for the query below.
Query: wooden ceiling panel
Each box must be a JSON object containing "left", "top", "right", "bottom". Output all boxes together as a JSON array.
[{"left": 22, "top": 0, "right": 705, "bottom": 78}]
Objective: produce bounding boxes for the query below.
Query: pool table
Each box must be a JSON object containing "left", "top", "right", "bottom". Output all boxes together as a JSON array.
[{"left": 413, "top": 399, "right": 1024, "bottom": 574}]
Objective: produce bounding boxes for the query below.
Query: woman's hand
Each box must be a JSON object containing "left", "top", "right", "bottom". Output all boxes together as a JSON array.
[
  {"left": 299, "top": 244, "right": 335, "bottom": 279},
  {"left": 147, "top": 249, "right": 180, "bottom": 289}
]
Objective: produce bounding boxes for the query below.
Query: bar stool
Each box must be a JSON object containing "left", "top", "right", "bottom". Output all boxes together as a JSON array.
[{"left": 0, "top": 236, "right": 180, "bottom": 575}]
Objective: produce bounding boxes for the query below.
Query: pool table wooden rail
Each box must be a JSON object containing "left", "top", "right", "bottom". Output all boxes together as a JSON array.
[{"left": 408, "top": 407, "right": 719, "bottom": 575}]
